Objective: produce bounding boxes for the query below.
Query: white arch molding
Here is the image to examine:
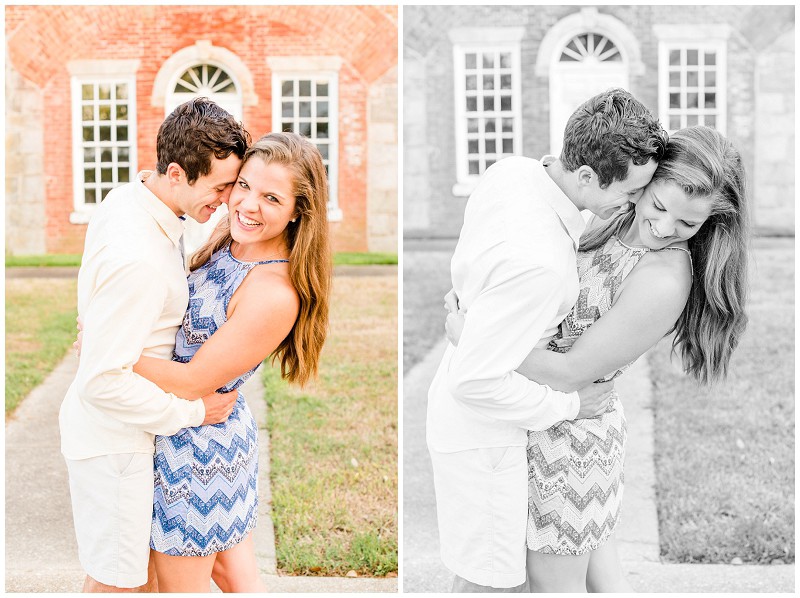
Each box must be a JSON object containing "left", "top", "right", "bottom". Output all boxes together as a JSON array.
[
  {"left": 536, "top": 8, "right": 645, "bottom": 156},
  {"left": 151, "top": 41, "right": 257, "bottom": 255}
]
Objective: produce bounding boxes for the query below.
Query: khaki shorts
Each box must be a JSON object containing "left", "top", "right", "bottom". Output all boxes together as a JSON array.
[
  {"left": 429, "top": 445, "right": 528, "bottom": 588},
  {"left": 65, "top": 452, "right": 154, "bottom": 588}
]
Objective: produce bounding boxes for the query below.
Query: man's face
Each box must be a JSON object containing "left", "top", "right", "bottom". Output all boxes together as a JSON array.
[
  {"left": 581, "top": 159, "right": 658, "bottom": 220},
  {"left": 174, "top": 154, "right": 243, "bottom": 223}
]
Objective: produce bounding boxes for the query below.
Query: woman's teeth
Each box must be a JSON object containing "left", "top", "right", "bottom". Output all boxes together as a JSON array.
[{"left": 238, "top": 212, "right": 261, "bottom": 228}]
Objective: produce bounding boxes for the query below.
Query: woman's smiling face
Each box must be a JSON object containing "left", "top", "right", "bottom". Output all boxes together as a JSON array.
[
  {"left": 228, "top": 157, "right": 297, "bottom": 251},
  {"left": 629, "top": 178, "right": 713, "bottom": 249}
]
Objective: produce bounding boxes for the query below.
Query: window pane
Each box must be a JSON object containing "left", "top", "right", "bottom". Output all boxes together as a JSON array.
[
  {"left": 500, "top": 74, "right": 512, "bottom": 90},
  {"left": 116, "top": 105, "right": 128, "bottom": 120},
  {"left": 687, "top": 71, "right": 698, "bottom": 87},
  {"left": 502, "top": 138, "right": 513, "bottom": 153},
  {"left": 669, "top": 71, "right": 681, "bottom": 87},
  {"left": 482, "top": 53, "right": 494, "bottom": 69},
  {"left": 485, "top": 139, "right": 496, "bottom": 154},
  {"left": 115, "top": 84, "right": 128, "bottom": 100},
  {"left": 82, "top": 84, "right": 94, "bottom": 100},
  {"left": 82, "top": 106, "right": 93, "bottom": 121},
  {"left": 84, "top": 147, "right": 96, "bottom": 162},
  {"left": 686, "top": 93, "right": 698, "bottom": 109},
  {"left": 484, "top": 119, "right": 496, "bottom": 133},
  {"left": 482, "top": 75, "right": 494, "bottom": 90},
  {"left": 499, "top": 53, "right": 511, "bottom": 68},
  {"left": 118, "top": 147, "right": 130, "bottom": 162},
  {"left": 299, "top": 102, "right": 311, "bottom": 117},
  {"left": 465, "top": 53, "right": 477, "bottom": 69},
  {"left": 468, "top": 139, "right": 479, "bottom": 154},
  {"left": 85, "top": 188, "right": 97, "bottom": 204},
  {"left": 101, "top": 187, "right": 112, "bottom": 201},
  {"left": 101, "top": 168, "right": 113, "bottom": 183},
  {"left": 317, "top": 143, "right": 328, "bottom": 160},
  {"left": 669, "top": 115, "right": 681, "bottom": 130},
  {"left": 316, "top": 82, "right": 328, "bottom": 96},
  {"left": 485, "top": 159, "right": 495, "bottom": 169},
  {"left": 317, "top": 101, "right": 328, "bottom": 118},
  {"left": 502, "top": 118, "right": 513, "bottom": 132},
  {"left": 282, "top": 80, "right": 294, "bottom": 96},
  {"left": 101, "top": 148, "right": 113, "bottom": 162},
  {"left": 704, "top": 52, "right": 716, "bottom": 66},
  {"left": 466, "top": 75, "right": 477, "bottom": 91},
  {"left": 482, "top": 96, "right": 494, "bottom": 111},
  {"left": 98, "top": 84, "right": 111, "bottom": 100},
  {"left": 299, "top": 122, "right": 311, "bottom": 137},
  {"left": 669, "top": 49, "right": 681, "bottom": 66},
  {"left": 686, "top": 114, "right": 698, "bottom": 126},
  {"left": 84, "top": 168, "right": 96, "bottom": 183},
  {"left": 299, "top": 80, "right": 311, "bottom": 96},
  {"left": 705, "top": 70, "right": 716, "bottom": 87},
  {"left": 83, "top": 126, "right": 95, "bottom": 142},
  {"left": 500, "top": 95, "right": 512, "bottom": 111},
  {"left": 706, "top": 115, "right": 716, "bottom": 127},
  {"left": 118, "top": 168, "right": 130, "bottom": 183},
  {"left": 669, "top": 93, "right": 681, "bottom": 109},
  {"left": 282, "top": 121, "right": 293, "bottom": 132},
  {"left": 687, "top": 49, "right": 698, "bottom": 65},
  {"left": 466, "top": 96, "right": 477, "bottom": 112},
  {"left": 282, "top": 102, "right": 293, "bottom": 117},
  {"left": 99, "top": 104, "right": 111, "bottom": 121},
  {"left": 467, "top": 118, "right": 479, "bottom": 133},
  {"left": 704, "top": 93, "right": 716, "bottom": 108},
  {"left": 316, "top": 122, "right": 328, "bottom": 139},
  {"left": 117, "top": 127, "right": 128, "bottom": 142},
  {"left": 468, "top": 160, "right": 479, "bottom": 174}
]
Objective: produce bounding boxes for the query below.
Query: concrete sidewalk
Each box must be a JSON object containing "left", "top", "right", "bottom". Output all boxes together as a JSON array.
[
  {"left": 5, "top": 352, "right": 396, "bottom": 593},
  {"left": 402, "top": 339, "right": 794, "bottom": 593}
]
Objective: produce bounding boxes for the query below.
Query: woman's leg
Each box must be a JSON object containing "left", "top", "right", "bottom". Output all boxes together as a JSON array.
[
  {"left": 526, "top": 549, "right": 591, "bottom": 593},
  {"left": 211, "top": 533, "right": 267, "bottom": 593},
  {"left": 585, "top": 538, "right": 634, "bottom": 593},
  {"left": 151, "top": 550, "right": 216, "bottom": 593}
]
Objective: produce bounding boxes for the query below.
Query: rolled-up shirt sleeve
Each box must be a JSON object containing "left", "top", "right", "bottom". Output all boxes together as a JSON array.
[
  {"left": 447, "top": 254, "right": 580, "bottom": 430},
  {"left": 75, "top": 250, "right": 204, "bottom": 435}
]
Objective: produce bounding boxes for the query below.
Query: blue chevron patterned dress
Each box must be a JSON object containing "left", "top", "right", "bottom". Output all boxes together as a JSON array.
[
  {"left": 150, "top": 244, "right": 288, "bottom": 557},
  {"left": 526, "top": 236, "right": 689, "bottom": 555}
]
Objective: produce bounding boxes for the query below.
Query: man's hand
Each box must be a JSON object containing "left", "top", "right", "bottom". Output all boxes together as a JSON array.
[
  {"left": 201, "top": 389, "right": 237, "bottom": 425},
  {"left": 575, "top": 380, "right": 614, "bottom": 419},
  {"left": 443, "top": 288, "right": 466, "bottom": 346}
]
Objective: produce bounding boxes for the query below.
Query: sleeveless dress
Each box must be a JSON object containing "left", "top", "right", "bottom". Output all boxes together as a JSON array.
[
  {"left": 526, "top": 235, "right": 690, "bottom": 555},
  {"left": 150, "top": 244, "right": 289, "bottom": 556}
]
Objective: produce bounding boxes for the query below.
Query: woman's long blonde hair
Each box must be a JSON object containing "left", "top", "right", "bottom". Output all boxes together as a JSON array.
[
  {"left": 581, "top": 126, "right": 750, "bottom": 384},
  {"left": 191, "top": 131, "right": 332, "bottom": 386}
]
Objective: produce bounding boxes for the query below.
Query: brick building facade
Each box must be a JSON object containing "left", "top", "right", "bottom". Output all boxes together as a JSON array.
[
  {"left": 404, "top": 5, "right": 794, "bottom": 238},
  {"left": 6, "top": 5, "right": 398, "bottom": 256}
]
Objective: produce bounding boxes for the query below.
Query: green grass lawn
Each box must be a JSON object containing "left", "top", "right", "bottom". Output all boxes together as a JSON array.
[
  {"left": 265, "top": 271, "right": 398, "bottom": 576},
  {"left": 651, "top": 236, "right": 794, "bottom": 564},
  {"left": 5, "top": 279, "right": 78, "bottom": 414}
]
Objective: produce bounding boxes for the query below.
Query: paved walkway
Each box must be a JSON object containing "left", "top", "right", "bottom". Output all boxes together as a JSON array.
[
  {"left": 5, "top": 349, "right": 395, "bottom": 593},
  {"left": 402, "top": 339, "right": 795, "bottom": 593}
]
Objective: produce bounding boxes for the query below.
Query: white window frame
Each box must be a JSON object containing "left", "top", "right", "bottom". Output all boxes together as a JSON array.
[
  {"left": 67, "top": 60, "right": 139, "bottom": 224},
  {"left": 450, "top": 28, "right": 524, "bottom": 197},
  {"left": 654, "top": 25, "right": 730, "bottom": 135},
  {"left": 268, "top": 57, "right": 341, "bottom": 221}
]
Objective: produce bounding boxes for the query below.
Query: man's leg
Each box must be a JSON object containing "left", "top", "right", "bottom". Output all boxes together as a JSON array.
[
  {"left": 66, "top": 453, "right": 154, "bottom": 592},
  {"left": 429, "top": 445, "right": 529, "bottom": 591}
]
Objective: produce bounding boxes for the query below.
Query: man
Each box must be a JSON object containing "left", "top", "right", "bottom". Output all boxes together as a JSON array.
[
  {"left": 426, "top": 89, "right": 668, "bottom": 592},
  {"left": 59, "top": 98, "right": 250, "bottom": 592}
]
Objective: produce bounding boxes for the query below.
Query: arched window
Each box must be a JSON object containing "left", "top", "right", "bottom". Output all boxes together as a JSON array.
[
  {"left": 559, "top": 33, "right": 622, "bottom": 63},
  {"left": 166, "top": 62, "right": 242, "bottom": 120}
]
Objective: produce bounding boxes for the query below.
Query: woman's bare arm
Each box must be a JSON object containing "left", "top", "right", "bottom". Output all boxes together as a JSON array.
[{"left": 133, "top": 269, "right": 299, "bottom": 398}]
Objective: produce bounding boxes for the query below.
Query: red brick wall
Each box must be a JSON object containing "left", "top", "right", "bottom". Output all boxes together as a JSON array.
[{"left": 6, "top": 5, "right": 397, "bottom": 254}]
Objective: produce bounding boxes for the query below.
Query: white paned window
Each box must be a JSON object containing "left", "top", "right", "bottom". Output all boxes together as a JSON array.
[
  {"left": 271, "top": 61, "right": 340, "bottom": 221},
  {"left": 70, "top": 73, "right": 137, "bottom": 223},
  {"left": 451, "top": 31, "right": 523, "bottom": 196},
  {"left": 655, "top": 26, "right": 729, "bottom": 134},
  {"left": 168, "top": 63, "right": 242, "bottom": 119}
]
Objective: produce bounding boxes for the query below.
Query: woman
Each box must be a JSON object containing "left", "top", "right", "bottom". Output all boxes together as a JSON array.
[
  {"left": 446, "top": 126, "right": 749, "bottom": 592},
  {"left": 133, "top": 131, "right": 331, "bottom": 592}
]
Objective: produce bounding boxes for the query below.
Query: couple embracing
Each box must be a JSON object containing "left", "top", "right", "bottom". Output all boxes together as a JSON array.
[
  {"left": 59, "top": 98, "right": 332, "bottom": 592},
  {"left": 427, "top": 88, "right": 749, "bottom": 592}
]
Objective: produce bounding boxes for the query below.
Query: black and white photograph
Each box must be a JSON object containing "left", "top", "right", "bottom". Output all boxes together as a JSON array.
[{"left": 403, "top": 4, "right": 794, "bottom": 593}]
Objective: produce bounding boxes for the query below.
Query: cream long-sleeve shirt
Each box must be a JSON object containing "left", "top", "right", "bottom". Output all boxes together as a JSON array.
[
  {"left": 426, "top": 156, "right": 586, "bottom": 452},
  {"left": 59, "top": 172, "right": 205, "bottom": 460}
]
